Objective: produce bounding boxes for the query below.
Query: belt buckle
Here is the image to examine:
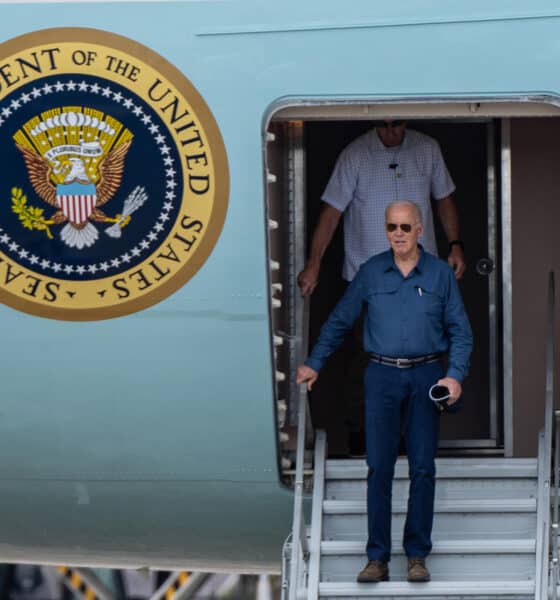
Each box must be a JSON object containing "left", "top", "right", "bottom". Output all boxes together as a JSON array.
[{"left": 396, "top": 358, "right": 403, "bottom": 368}]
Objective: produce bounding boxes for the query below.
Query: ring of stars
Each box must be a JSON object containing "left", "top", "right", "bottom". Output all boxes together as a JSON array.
[{"left": 0, "top": 78, "right": 180, "bottom": 279}]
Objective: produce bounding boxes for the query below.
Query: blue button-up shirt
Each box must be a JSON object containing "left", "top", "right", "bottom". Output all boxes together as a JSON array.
[{"left": 305, "top": 248, "right": 473, "bottom": 382}]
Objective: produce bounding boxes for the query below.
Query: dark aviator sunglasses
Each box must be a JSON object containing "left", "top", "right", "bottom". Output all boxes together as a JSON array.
[{"left": 386, "top": 222, "right": 415, "bottom": 233}]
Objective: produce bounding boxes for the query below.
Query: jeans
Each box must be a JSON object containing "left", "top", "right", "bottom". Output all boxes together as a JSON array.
[{"left": 364, "top": 360, "right": 442, "bottom": 562}]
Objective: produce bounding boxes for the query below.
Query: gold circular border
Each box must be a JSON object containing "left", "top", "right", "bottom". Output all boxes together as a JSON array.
[{"left": 0, "top": 27, "right": 229, "bottom": 321}]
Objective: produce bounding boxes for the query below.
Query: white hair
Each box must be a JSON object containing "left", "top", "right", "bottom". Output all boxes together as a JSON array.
[{"left": 385, "top": 201, "right": 422, "bottom": 225}]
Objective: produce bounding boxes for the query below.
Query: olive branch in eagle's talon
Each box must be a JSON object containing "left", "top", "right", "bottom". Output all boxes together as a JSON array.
[{"left": 11, "top": 187, "right": 54, "bottom": 239}]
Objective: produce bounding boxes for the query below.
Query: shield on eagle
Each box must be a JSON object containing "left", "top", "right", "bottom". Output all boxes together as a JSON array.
[{"left": 56, "top": 182, "right": 97, "bottom": 225}]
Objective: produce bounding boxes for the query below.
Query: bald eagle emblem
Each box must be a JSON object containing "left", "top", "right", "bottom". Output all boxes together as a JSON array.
[{"left": 13, "top": 108, "right": 146, "bottom": 249}]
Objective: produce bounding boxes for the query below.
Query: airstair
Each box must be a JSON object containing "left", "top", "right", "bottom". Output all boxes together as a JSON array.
[
  {"left": 321, "top": 455, "right": 541, "bottom": 598},
  {"left": 284, "top": 432, "right": 541, "bottom": 599},
  {"left": 282, "top": 274, "right": 560, "bottom": 599}
]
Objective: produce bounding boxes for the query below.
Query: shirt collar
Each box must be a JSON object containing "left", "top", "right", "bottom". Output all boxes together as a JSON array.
[{"left": 384, "top": 245, "right": 425, "bottom": 274}]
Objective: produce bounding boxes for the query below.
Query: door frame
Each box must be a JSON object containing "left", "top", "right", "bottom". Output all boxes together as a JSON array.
[
  {"left": 265, "top": 98, "right": 560, "bottom": 456},
  {"left": 501, "top": 117, "right": 513, "bottom": 457}
]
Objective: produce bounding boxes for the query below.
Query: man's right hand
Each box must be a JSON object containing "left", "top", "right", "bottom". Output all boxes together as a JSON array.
[
  {"left": 296, "top": 364, "right": 319, "bottom": 391},
  {"left": 297, "top": 204, "right": 342, "bottom": 297},
  {"left": 297, "top": 263, "right": 320, "bottom": 297}
]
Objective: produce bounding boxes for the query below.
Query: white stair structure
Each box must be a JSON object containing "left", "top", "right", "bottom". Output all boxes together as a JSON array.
[
  {"left": 283, "top": 274, "right": 559, "bottom": 599},
  {"left": 283, "top": 430, "right": 545, "bottom": 599},
  {"left": 318, "top": 456, "right": 537, "bottom": 598}
]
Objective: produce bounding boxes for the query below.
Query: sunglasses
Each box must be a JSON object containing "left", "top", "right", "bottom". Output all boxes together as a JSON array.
[
  {"left": 386, "top": 222, "right": 415, "bottom": 233},
  {"left": 376, "top": 120, "right": 405, "bottom": 128}
]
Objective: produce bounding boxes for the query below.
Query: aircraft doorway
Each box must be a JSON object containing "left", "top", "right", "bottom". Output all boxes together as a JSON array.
[{"left": 303, "top": 119, "right": 501, "bottom": 455}]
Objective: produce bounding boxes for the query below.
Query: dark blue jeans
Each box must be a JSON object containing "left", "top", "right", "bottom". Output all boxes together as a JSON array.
[{"left": 364, "top": 360, "right": 442, "bottom": 562}]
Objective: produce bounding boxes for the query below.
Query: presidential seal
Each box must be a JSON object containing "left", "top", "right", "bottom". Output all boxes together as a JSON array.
[{"left": 0, "top": 28, "right": 229, "bottom": 320}]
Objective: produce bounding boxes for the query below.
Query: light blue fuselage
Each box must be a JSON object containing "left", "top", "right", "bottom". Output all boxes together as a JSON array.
[{"left": 0, "top": 0, "right": 557, "bottom": 572}]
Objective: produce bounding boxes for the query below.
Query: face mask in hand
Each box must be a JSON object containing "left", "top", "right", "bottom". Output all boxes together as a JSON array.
[{"left": 429, "top": 384, "right": 451, "bottom": 412}]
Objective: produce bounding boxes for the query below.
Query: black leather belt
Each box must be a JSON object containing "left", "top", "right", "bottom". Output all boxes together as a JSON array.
[{"left": 368, "top": 352, "right": 442, "bottom": 368}]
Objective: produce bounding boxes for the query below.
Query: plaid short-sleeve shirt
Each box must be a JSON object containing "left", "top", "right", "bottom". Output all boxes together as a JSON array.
[{"left": 322, "top": 128, "right": 455, "bottom": 281}]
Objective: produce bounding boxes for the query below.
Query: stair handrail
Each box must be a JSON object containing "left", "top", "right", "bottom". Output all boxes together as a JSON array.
[
  {"left": 307, "top": 430, "right": 327, "bottom": 599},
  {"left": 287, "top": 385, "right": 311, "bottom": 600},
  {"left": 287, "top": 295, "right": 313, "bottom": 600},
  {"left": 536, "top": 271, "right": 555, "bottom": 599},
  {"left": 552, "top": 407, "right": 560, "bottom": 598}
]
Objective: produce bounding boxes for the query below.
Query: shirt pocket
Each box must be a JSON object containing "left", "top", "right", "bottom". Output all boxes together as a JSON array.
[
  {"left": 399, "top": 161, "right": 430, "bottom": 199},
  {"left": 410, "top": 152, "right": 431, "bottom": 177},
  {"left": 366, "top": 285, "right": 399, "bottom": 315},
  {"left": 414, "top": 285, "right": 443, "bottom": 319},
  {"left": 403, "top": 163, "right": 428, "bottom": 179}
]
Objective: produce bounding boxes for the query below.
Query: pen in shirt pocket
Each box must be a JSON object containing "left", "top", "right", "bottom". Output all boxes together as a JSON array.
[{"left": 417, "top": 286, "right": 423, "bottom": 297}]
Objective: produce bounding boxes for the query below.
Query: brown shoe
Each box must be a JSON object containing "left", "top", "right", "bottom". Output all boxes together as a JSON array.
[
  {"left": 356, "top": 560, "right": 389, "bottom": 583},
  {"left": 407, "top": 557, "right": 430, "bottom": 582}
]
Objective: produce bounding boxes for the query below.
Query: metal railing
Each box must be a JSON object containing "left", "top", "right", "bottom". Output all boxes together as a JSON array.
[
  {"left": 283, "top": 388, "right": 326, "bottom": 600},
  {"left": 287, "top": 385, "right": 312, "bottom": 600},
  {"left": 536, "top": 271, "right": 556, "bottom": 599},
  {"left": 281, "top": 283, "right": 316, "bottom": 600},
  {"left": 552, "top": 407, "right": 560, "bottom": 598}
]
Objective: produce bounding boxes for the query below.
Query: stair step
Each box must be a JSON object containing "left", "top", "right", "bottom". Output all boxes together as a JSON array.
[
  {"left": 325, "top": 458, "right": 538, "bottom": 481},
  {"left": 321, "top": 554, "right": 535, "bottom": 583},
  {"left": 323, "top": 512, "right": 537, "bottom": 541},
  {"left": 321, "top": 539, "right": 536, "bottom": 555},
  {"left": 317, "top": 580, "right": 534, "bottom": 598},
  {"left": 323, "top": 498, "right": 537, "bottom": 514},
  {"left": 326, "top": 477, "right": 537, "bottom": 502}
]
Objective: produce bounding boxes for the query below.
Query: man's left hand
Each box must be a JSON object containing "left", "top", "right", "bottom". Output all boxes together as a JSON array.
[
  {"left": 296, "top": 364, "right": 319, "bottom": 391},
  {"left": 436, "top": 377, "right": 462, "bottom": 405},
  {"left": 448, "top": 246, "right": 466, "bottom": 280}
]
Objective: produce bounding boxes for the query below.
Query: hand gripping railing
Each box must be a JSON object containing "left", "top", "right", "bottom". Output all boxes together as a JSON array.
[{"left": 536, "top": 271, "right": 555, "bottom": 599}]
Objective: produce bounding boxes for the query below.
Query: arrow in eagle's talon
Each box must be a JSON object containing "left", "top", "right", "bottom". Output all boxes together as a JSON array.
[{"left": 105, "top": 186, "right": 148, "bottom": 238}]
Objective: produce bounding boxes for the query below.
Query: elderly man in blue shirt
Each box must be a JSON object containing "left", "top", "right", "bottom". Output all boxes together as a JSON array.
[
  {"left": 296, "top": 200, "right": 472, "bottom": 584},
  {"left": 298, "top": 120, "right": 466, "bottom": 456}
]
